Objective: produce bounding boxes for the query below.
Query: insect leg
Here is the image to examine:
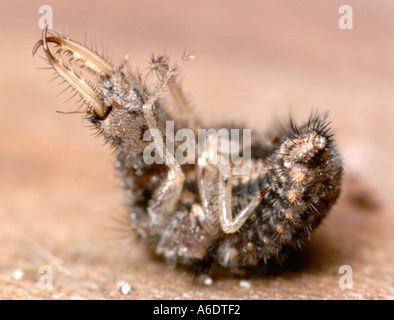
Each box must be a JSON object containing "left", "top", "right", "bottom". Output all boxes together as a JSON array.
[
  {"left": 197, "top": 133, "right": 265, "bottom": 234},
  {"left": 141, "top": 67, "right": 185, "bottom": 226},
  {"left": 217, "top": 162, "right": 263, "bottom": 233},
  {"left": 148, "top": 54, "right": 200, "bottom": 132}
]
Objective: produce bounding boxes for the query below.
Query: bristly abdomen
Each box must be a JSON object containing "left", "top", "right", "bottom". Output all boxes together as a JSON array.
[{"left": 117, "top": 114, "right": 343, "bottom": 276}]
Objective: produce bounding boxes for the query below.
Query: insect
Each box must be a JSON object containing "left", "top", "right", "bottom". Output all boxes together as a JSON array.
[{"left": 33, "top": 26, "right": 343, "bottom": 277}]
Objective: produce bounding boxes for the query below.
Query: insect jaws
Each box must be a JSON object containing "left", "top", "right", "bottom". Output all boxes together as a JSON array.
[{"left": 33, "top": 26, "right": 114, "bottom": 119}]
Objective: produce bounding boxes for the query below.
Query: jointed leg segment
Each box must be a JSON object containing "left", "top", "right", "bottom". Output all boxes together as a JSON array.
[
  {"left": 141, "top": 60, "right": 263, "bottom": 234},
  {"left": 197, "top": 134, "right": 264, "bottom": 234},
  {"left": 141, "top": 67, "right": 185, "bottom": 226}
]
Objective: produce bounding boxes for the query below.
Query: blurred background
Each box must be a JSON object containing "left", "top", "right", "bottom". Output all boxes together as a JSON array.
[{"left": 0, "top": 0, "right": 392, "bottom": 299}]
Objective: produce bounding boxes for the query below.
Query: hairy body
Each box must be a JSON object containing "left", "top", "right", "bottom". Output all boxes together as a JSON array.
[{"left": 33, "top": 27, "right": 343, "bottom": 277}]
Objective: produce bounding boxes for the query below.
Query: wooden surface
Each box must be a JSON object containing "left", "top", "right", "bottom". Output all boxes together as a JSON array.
[{"left": 0, "top": 0, "right": 393, "bottom": 299}]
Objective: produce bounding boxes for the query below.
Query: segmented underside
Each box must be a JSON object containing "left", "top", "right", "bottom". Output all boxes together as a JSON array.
[{"left": 115, "top": 115, "right": 342, "bottom": 276}]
